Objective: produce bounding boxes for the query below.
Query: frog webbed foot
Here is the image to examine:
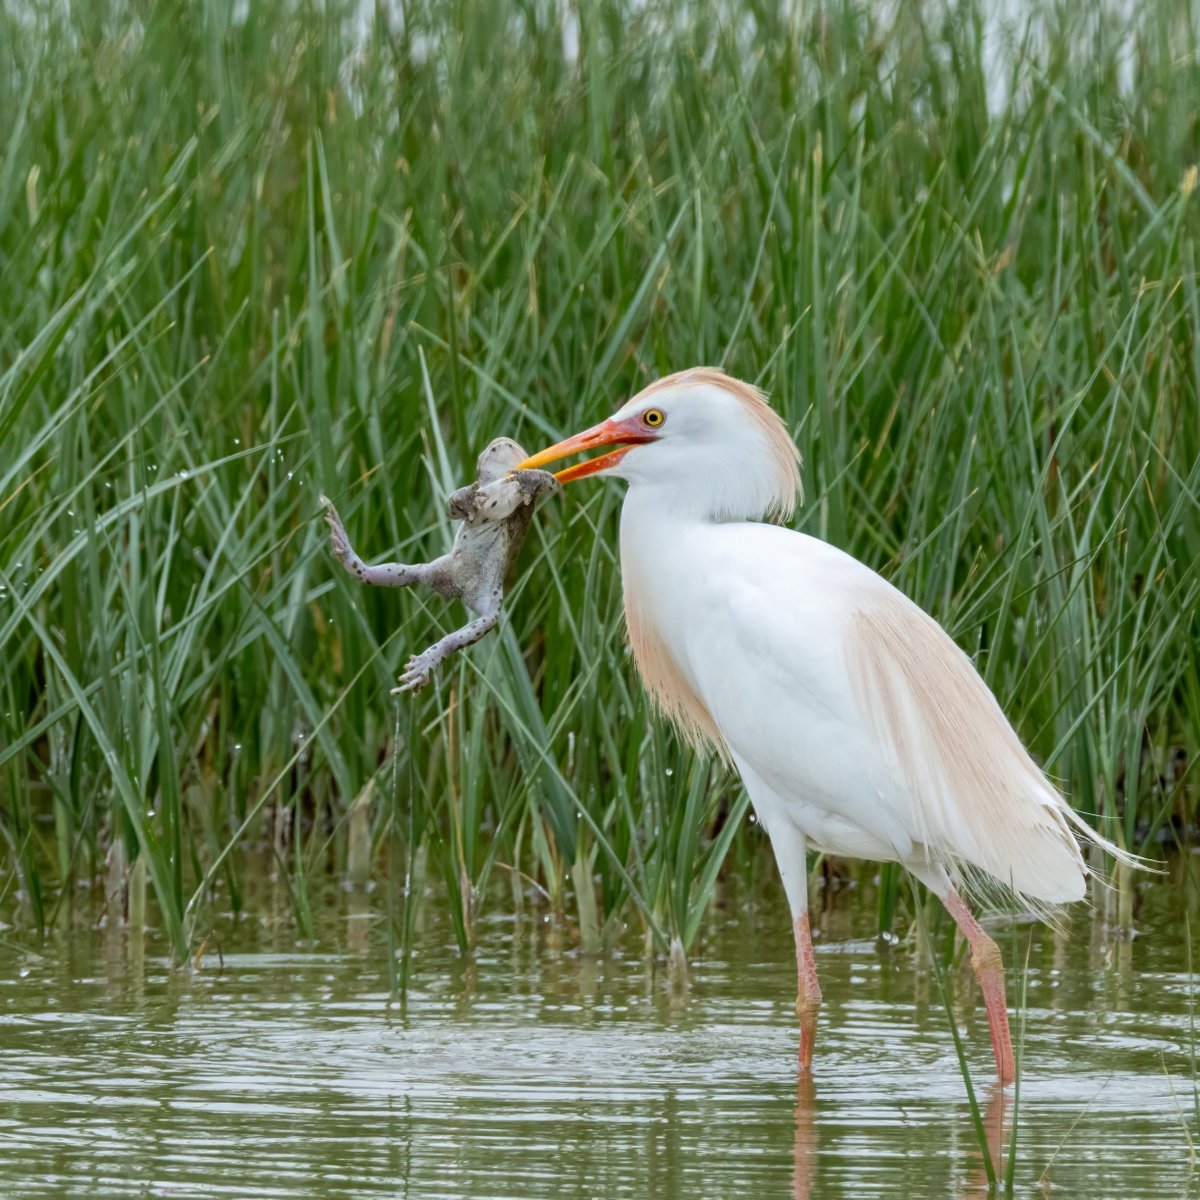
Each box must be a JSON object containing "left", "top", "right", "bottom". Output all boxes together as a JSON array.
[
  {"left": 389, "top": 612, "right": 501, "bottom": 696},
  {"left": 391, "top": 648, "right": 440, "bottom": 695},
  {"left": 513, "top": 468, "right": 562, "bottom": 504},
  {"left": 321, "top": 496, "right": 354, "bottom": 566}
]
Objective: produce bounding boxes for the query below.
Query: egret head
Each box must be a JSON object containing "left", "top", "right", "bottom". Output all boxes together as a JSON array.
[{"left": 517, "top": 368, "right": 801, "bottom": 521}]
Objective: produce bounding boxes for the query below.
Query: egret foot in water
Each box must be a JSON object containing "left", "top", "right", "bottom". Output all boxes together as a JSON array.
[{"left": 942, "top": 889, "right": 1017, "bottom": 1084}]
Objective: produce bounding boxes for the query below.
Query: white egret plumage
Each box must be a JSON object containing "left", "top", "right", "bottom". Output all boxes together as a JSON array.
[{"left": 518, "top": 367, "right": 1138, "bottom": 1082}]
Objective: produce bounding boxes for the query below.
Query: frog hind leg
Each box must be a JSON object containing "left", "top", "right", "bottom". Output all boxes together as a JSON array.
[
  {"left": 324, "top": 497, "right": 457, "bottom": 592},
  {"left": 391, "top": 608, "right": 500, "bottom": 694}
]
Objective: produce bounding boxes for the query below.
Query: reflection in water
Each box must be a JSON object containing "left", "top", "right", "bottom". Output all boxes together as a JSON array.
[
  {"left": 791, "top": 1075, "right": 817, "bottom": 1200},
  {"left": 0, "top": 862, "right": 1196, "bottom": 1198},
  {"left": 790, "top": 1078, "right": 1009, "bottom": 1199},
  {"left": 965, "top": 1085, "right": 1010, "bottom": 1200}
]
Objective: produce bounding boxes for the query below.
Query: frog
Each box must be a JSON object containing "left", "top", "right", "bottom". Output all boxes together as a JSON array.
[{"left": 321, "top": 437, "right": 560, "bottom": 694}]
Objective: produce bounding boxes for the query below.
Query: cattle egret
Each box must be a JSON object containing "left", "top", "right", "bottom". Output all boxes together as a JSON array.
[{"left": 519, "top": 367, "right": 1138, "bottom": 1083}]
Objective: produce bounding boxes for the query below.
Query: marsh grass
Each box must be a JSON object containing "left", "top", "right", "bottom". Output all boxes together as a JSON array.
[{"left": 1, "top": 0, "right": 1198, "bottom": 962}]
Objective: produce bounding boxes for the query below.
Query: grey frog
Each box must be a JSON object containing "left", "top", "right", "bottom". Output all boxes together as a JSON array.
[{"left": 321, "top": 438, "right": 560, "bottom": 693}]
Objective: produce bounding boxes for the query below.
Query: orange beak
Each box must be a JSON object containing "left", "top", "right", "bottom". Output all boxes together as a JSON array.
[{"left": 515, "top": 416, "right": 658, "bottom": 483}]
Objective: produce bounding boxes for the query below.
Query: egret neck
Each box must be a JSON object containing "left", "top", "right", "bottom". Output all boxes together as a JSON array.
[{"left": 618, "top": 486, "right": 724, "bottom": 750}]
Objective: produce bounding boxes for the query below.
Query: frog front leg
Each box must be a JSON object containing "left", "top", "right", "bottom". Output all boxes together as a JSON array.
[{"left": 446, "top": 483, "right": 480, "bottom": 522}]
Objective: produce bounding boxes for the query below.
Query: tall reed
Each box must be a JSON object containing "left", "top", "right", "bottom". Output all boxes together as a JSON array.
[{"left": 1, "top": 0, "right": 1197, "bottom": 960}]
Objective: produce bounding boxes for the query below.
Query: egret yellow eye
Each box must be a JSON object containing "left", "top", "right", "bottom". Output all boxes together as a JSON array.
[{"left": 642, "top": 408, "right": 665, "bottom": 428}]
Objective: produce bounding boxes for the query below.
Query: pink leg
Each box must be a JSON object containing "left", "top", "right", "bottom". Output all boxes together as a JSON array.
[
  {"left": 942, "top": 890, "right": 1016, "bottom": 1084},
  {"left": 793, "top": 912, "right": 822, "bottom": 1072}
]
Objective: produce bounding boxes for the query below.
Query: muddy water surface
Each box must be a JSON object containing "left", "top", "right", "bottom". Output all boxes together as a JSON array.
[{"left": 1, "top": 869, "right": 1196, "bottom": 1198}]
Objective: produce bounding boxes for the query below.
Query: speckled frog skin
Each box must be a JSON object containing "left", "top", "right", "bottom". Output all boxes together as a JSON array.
[{"left": 322, "top": 438, "right": 559, "bottom": 693}]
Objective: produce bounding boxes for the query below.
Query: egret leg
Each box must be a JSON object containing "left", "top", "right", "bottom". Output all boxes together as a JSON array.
[
  {"left": 793, "top": 909, "right": 821, "bottom": 1072},
  {"left": 942, "top": 889, "right": 1016, "bottom": 1085},
  {"left": 757, "top": 809, "right": 820, "bottom": 1070}
]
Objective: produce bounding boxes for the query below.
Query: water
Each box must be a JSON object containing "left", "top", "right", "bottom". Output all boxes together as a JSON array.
[{"left": 1, "top": 871, "right": 1196, "bottom": 1198}]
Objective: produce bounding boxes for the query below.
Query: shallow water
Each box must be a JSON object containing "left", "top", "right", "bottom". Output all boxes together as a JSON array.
[{"left": 1, "top": 871, "right": 1197, "bottom": 1198}]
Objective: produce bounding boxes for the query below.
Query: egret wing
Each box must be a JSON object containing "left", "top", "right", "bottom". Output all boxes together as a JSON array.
[{"left": 678, "top": 524, "right": 1093, "bottom": 904}]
